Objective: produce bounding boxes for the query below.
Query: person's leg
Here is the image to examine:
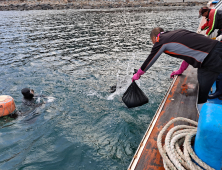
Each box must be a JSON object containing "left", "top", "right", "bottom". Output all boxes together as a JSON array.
[
  {"left": 202, "top": 42, "right": 222, "bottom": 100},
  {"left": 215, "top": 42, "right": 222, "bottom": 99},
  {"left": 198, "top": 68, "right": 219, "bottom": 104},
  {"left": 217, "top": 73, "right": 222, "bottom": 100},
  {"left": 208, "top": 73, "right": 222, "bottom": 99}
]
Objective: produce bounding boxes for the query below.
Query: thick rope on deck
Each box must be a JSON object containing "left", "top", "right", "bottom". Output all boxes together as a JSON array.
[{"left": 157, "top": 117, "right": 215, "bottom": 170}]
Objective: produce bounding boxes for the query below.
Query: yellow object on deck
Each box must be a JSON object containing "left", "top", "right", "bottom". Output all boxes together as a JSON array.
[{"left": 0, "top": 95, "right": 16, "bottom": 117}]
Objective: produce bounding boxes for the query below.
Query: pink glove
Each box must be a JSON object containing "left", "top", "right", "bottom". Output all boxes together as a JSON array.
[
  {"left": 132, "top": 68, "right": 145, "bottom": 82},
  {"left": 170, "top": 61, "right": 189, "bottom": 78}
]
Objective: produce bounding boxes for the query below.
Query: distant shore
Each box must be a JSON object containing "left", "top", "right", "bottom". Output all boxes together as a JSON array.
[{"left": 0, "top": 1, "right": 208, "bottom": 11}]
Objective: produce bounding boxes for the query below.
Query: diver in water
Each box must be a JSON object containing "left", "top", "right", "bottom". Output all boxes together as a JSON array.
[
  {"left": 8, "top": 88, "right": 45, "bottom": 119},
  {"left": 21, "top": 87, "right": 45, "bottom": 107},
  {"left": 22, "top": 88, "right": 37, "bottom": 105},
  {"left": 21, "top": 88, "right": 35, "bottom": 104}
]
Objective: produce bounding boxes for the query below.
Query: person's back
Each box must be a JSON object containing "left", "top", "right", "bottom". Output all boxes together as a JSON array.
[{"left": 141, "top": 29, "right": 218, "bottom": 72}]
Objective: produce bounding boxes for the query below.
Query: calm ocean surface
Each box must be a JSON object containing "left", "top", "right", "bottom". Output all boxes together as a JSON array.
[{"left": 0, "top": 7, "right": 199, "bottom": 170}]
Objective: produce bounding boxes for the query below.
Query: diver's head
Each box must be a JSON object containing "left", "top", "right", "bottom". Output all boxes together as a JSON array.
[
  {"left": 21, "top": 88, "right": 34, "bottom": 100},
  {"left": 150, "top": 27, "right": 164, "bottom": 44}
]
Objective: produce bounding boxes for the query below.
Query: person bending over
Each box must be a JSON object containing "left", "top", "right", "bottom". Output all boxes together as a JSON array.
[
  {"left": 197, "top": 6, "right": 222, "bottom": 38},
  {"left": 132, "top": 27, "right": 222, "bottom": 111}
]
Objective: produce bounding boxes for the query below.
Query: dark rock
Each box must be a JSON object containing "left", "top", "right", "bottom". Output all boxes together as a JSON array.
[{"left": 82, "top": 5, "right": 91, "bottom": 9}]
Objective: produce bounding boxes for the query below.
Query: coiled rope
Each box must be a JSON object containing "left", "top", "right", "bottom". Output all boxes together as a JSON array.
[{"left": 157, "top": 117, "right": 215, "bottom": 170}]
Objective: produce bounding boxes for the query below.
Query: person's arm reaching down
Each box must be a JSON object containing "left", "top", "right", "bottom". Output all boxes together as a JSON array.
[
  {"left": 132, "top": 41, "right": 166, "bottom": 81},
  {"left": 201, "top": 21, "right": 209, "bottom": 31}
]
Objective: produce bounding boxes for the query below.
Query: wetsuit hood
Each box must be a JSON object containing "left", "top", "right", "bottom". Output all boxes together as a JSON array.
[{"left": 21, "top": 88, "right": 34, "bottom": 100}]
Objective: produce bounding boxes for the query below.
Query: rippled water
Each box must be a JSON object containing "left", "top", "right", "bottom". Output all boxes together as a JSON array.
[{"left": 0, "top": 7, "right": 200, "bottom": 170}]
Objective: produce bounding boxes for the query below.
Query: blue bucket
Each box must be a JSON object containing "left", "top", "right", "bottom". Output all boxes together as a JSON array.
[{"left": 194, "top": 103, "right": 222, "bottom": 170}]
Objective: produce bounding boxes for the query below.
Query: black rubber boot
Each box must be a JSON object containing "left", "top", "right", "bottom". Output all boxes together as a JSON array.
[
  {"left": 208, "top": 91, "right": 222, "bottom": 99},
  {"left": 208, "top": 74, "right": 222, "bottom": 99}
]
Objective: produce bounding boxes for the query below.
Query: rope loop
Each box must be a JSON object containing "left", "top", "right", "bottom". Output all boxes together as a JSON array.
[{"left": 157, "top": 117, "right": 215, "bottom": 170}]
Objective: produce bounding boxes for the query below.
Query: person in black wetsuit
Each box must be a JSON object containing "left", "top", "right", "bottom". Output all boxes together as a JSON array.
[
  {"left": 21, "top": 88, "right": 34, "bottom": 102},
  {"left": 8, "top": 88, "right": 45, "bottom": 119},
  {"left": 21, "top": 87, "right": 45, "bottom": 106},
  {"left": 132, "top": 27, "right": 222, "bottom": 111}
]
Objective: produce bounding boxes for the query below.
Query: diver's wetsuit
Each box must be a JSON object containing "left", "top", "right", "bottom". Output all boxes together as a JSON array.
[
  {"left": 17, "top": 96, "right": 44, "bottom": 117},
  {"left": 22, "top": 96, "right": 44, "bottom": 107},
  {"left": 140, "top": 29, "right": 222, "bottom": 103},
  {"left": 7, "top": 88, "right": 46, "bottom": 119},
  {"left": 11, "top": 88, "right": 45, "bottom": 117}
]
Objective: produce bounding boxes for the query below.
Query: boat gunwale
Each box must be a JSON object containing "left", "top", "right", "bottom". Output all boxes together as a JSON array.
[{"left": 127, "top": 75, "right": 178, "bottom": 170}]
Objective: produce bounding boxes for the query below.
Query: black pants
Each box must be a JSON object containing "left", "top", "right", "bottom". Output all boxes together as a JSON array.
[{"left": 198, "top": 42, "right": 222, "bottom": 104}]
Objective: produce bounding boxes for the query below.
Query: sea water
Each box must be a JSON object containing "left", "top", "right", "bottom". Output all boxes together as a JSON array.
[{"left": 0, "top": 7, "right": 200, "bottom": 170}]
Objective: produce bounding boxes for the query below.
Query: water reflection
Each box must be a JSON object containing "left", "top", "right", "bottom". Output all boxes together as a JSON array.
[{"left": 0, "top": 7, "right": 199, "bottom": 170}]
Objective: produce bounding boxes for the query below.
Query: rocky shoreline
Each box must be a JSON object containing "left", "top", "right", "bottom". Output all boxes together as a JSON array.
[{"left": 0, "top": 1, "right": 208, "bottom": 11}]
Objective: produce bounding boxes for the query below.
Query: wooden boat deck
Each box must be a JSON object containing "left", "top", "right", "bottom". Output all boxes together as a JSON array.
[{"left": 128, "top": 66, "right": 199, "bottom": 170}]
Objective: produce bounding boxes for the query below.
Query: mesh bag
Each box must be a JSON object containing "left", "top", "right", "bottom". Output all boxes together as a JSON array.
[{"left": 122, "top": 81, "right": 149, "bottom": 108}]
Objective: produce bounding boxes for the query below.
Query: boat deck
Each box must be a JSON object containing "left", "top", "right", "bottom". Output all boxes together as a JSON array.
[{"left": 128, "top": 66, "right": 199, "bottom": 170}]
